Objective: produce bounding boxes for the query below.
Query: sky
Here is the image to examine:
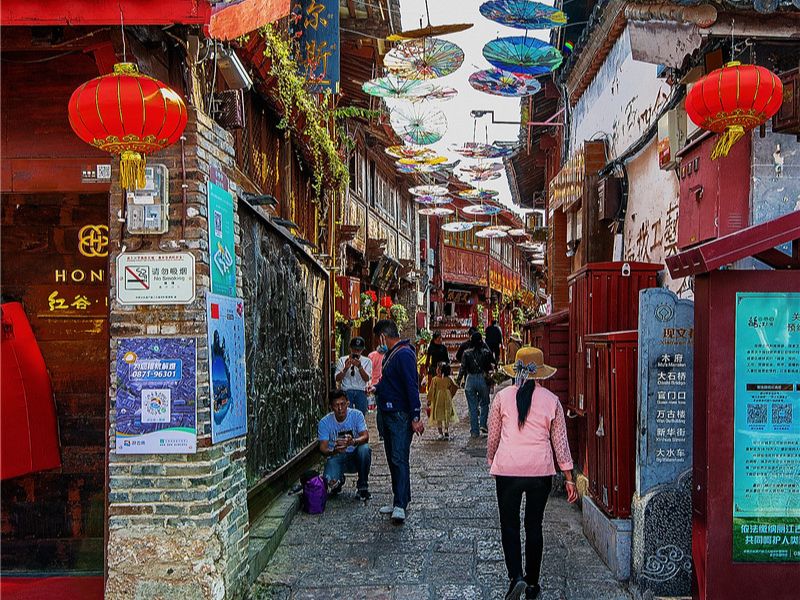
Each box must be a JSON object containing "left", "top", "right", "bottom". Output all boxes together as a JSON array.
[{"left": 390, "top": 0, "right": 554, "bottom": 213}]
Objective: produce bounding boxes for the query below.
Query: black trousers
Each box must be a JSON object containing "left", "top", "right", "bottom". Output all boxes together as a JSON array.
[{"left": 495, "top": 475, "right": 552, "bottom": 584}]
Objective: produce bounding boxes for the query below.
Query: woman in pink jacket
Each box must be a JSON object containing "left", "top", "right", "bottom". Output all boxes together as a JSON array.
[{"left": 487, "top": 347, "right": 578, "bottom": 600}]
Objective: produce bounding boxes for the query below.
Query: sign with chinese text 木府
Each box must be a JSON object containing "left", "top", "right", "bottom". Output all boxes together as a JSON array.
[
  {"left": 637, "top": 288, "right": 694, "bottom": 496},
  {"left": 290, "top": 0, "right": 340, "bottom": 92},
  {"left": 733, "top": 292, "right": 800, "bottom": 563},
  {"left": 116, "top": 252, "right": 195, "bottom": 305},
  {"left": 208, "top": 181, "right": 237, "bottom": 297},
  {"left": 115, "top": 337, "right": 197, "bottom": 454},
  {"left": 207, "top": 293, "right": 247, "bottom": 444}
]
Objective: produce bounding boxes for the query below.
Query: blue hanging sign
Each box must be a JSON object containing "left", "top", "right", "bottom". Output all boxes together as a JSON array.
[{"left": 290, "top": 0, "right": 340, "bottom": 92}]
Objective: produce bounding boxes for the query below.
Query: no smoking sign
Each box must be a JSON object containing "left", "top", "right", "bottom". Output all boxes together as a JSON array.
[{"left": 116, "top": 252, "right": 195, "bottom": 305}]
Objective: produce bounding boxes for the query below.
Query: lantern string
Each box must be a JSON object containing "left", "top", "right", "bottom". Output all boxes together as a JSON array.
[{"left": 119, "top": 1, "right": 127, "bottom": 62}]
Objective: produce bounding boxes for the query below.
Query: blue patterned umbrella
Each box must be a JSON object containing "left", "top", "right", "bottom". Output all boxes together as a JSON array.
[
  {"left": 479, "top": 1, "right": 567, "bottom": 29},
  {"left": 483, "top": 36, "right": 563, "bottom": 75},
  {"left": 469, "top": 68, "right": 542, "bottom": 97}
]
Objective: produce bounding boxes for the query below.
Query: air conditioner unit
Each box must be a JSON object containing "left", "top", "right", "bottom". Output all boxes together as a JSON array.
[
  {"left": 657, "top": 106, "right": 687, "bottom": 170},
  {"left": 597, "top": 176, "right": 622, "bottom": 221}
]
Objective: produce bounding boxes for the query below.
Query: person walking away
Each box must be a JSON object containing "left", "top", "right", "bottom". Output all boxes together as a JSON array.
[
  {"left": 485, "top": 319, "right": 504, "bottom": 364},
  {"left": 367, "top": 343, "right": 387, "bottom": 439},
  {"left": 507, "top": 332, "right": 523, "bottom": 365},
  {"left": 373, "top": 319, "right": 424, "bottom": 524},
  {"left": 335, "top": 337, "right": 372, "bottom": 415},
  {"left": 460, "top": 332, "right": 495, "bottom": 437},
  {"left": 318, "top": 390, "right": 372, "bottom": 499},
  {"left": 487, "top": 347, "right": 578, "bottom": 599},
  {"left": 455, "top": 326, "right": 478, "bottom": 364},
  {"left": 427, "top": 362, "right": 458, "bottom": 440},
  {"left": 425, "top": 332, "right": 450, "bottom": 380}
]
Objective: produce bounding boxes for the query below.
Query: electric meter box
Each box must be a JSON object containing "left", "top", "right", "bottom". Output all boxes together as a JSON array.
[
  {"left": 126, "top": 164, "right": 170, "bottom": 234},
  {"left": 657, "top": 107, "right": 687, "bottom": 171}
]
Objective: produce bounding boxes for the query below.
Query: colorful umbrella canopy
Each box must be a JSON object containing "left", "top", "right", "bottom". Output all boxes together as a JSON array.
[
  {"left": 508, "top": 228, "right": 527, "bottom": 236},
  {"left": 464, "top": 170, "right": 502, "bottom": 182},
  {"left": 387, "top": 23, "right": 474, "bottom": 41},
  {"left": 483, "top": 37, "right": 563, "bottom": 75},
  {"left": 416, "top": 86, "right": 459, "bottom": 102},
  {"left": 362, "top": 75, "right": 434, "bottom": 99},
  {"left": 462, "top": 204, "right": 504, "bottom": 216},
  {"left": 442, "top": 221, "right": 476, "bottom": 232},
  {"left": 451, "top": 142, "right": 515, "bottom": 159},
  {"left": 456, "top": 187, "right": 501, "bottom": 201},
  {"left": 390, "top": 104, "right": 448, "bottom": 145},
  {"left": 469, "top": 68, "right": 543, "bottom": 97},
  {"left": 412, "top": 160, "right": 460, "bottom": 173},
  {"left": 476, "top": 227, "right": 509, "bottom": 239},
  {"left": 414, "top": 195, "right": 453, "bottom": 206},
  {"left": 459, "top": 162, "right": 504, "bottom": 177},
  {"left": 410, "top": 184, "right": 449, "bottom": 197},
  {"left": 399, "top": 155, "right": 449, "bottom": 166},
  {"left": 419, "top": 207, "right": 455, "bottom": 217},
  {"left": 479, "top": 1, "right": 567, "bottom": 29},
  {"left": 385, "top": 145, "right": 435, "bottom": 159},
  {"left": 385, "top": 38, "right": 465, "bottom": 80}
]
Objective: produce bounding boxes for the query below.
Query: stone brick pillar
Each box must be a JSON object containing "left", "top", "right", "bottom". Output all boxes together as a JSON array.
[{"left": 105, "top": 110, "right": 249, "bottom": 599}]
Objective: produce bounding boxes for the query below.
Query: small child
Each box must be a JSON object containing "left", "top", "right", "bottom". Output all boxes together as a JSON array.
[{"left": 427, "top": 362, "right": 458, "bottom": 440}]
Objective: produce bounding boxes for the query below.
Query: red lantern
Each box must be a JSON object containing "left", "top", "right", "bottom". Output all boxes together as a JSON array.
[
  {"left": 367, "top": 290, "right": 377, "bottom": 303},
  {"left": 686, "top": 61, "right": 783, "bottom": 160},
  {"left": 380, "top": 295, "right": 393, "bottom": 309},
  {"left": 68, "top": 63, "right": 188, "bottom": 189}
]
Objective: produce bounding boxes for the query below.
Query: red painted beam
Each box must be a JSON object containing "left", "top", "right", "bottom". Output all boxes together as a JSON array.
[
  {"left": 208, "top": 0, "right": 290, "bottom": 41},
  {"left": 1, "top": 0, "right": 211, "bottom": 26}
]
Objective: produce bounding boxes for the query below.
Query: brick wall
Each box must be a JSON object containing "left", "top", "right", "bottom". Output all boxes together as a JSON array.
[{"left": 105, "top": 110, "right": 250, "bottom": 600}]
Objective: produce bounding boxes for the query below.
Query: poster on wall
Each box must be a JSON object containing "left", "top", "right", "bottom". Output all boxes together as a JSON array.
[
  {"left": 207, "top": 293, "right": 247, "bottom": 443},
  {"left": 208, "top": 181, "right": 236, "bottom": 297},
  {"left": 115, "top": 337, "right": 197, "bottom": 454},
  {"left": 733, "top": 292, "right": 800, "bottom": 562}
]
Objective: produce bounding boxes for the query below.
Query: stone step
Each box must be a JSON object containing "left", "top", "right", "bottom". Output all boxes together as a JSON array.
[{"left": 247, "top": 492, "right": 300, "bottom": 584}]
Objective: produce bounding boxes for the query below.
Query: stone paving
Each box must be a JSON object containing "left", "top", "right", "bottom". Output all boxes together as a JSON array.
[{"left": 253, "top": 390, "right": 631, "bottom": 600}]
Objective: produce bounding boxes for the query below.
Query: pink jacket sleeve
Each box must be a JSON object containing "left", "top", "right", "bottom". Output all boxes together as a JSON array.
[
  {"left": 550, "top": 401, "right": 574, "bottom": 471},
  {"left": 486, "top": 396, "right": 502, "bottom": 466}
]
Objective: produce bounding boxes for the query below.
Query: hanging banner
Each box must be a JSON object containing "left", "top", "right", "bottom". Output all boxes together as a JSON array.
[
  {"left": 290, "top": 0, "right": 340, "bottom": 92},
  {"left": 115, "top": 337, "right": 197, "bottom": 454},
  {"left": 208, "top": 181, "right": 237, "bottom": 297},
  {"left": 733, "top": 292, "right": 800, "bottom": 562},
  {"left": 207, "top": 293, "right": 248, "bottom": 444}
]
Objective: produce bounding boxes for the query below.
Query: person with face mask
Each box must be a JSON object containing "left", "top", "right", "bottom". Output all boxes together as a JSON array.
[
  {"left": 335, "top": 337, "right": 372, "bottom": 416},
  {"left": 373, "top": 319, "right": 424, "bottom": 525}
]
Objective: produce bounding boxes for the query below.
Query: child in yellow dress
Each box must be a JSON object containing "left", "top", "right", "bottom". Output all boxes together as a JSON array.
[{"left": 427, "top": 362, "right": 458, "bottom": 440}]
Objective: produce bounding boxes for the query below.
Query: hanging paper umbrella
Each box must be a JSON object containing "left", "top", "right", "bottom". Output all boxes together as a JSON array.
[
  {"left": 459, "top": 162, "right": 504, "bottom": 177},
  {"left": 399, "top": 154, "right": 448, "bottom": 166},
  {"left": 489, "top": 224, "right": 512, "bottom": 232},
  {"left": 413, "top": 160, "right": 460, "bottom": 173},
  {"left": 387, "top": 22, "right": 474, "bottom": 41},
  {"left": 419, "top": 207, "right": 455, "bottom": 217},
  {"left": 483, "top": 37, "right": 563, "bottom": 75},
  {"left": 451, "top": 142, "right": 515, "bottom": 159},
  {"left": 415, "top": 195, "right": 453, "bottom": 206},
  {"left": 463, "top": 204, "right": 504, "bottom": 216},
  {"left": 416, "top": 86, "right": 459, "bottom": 102},
  {"left": 479, "top": 0, "right": 567, "bottom": 29},
  {"left": 476, "top": 227, "right": 509, "bottom": 239},
  {"left": 410, "top": 184, "right": 449, "bottom": 197},
  {"left": 456, "top": 187, "right": 501, "bottom": 201},
  {"left": 442, "top": 221, "right": 476, "bottom": 232},
  {"left": 395, "top": 162, "right": 420, "bottom": 174},
  {"left": 390, "top": 104, "right": 448, "bottom": 145},
  {"left": 362, "top": 75, "right": 434, "bottom": 99},
  {"left": 464, "top": 170, "right": 502, "bottom": 182},
  {"left": 469, "top": 68, "right": 542, "bottom": 97},
  {"left": 508, "top": 228, "right": 527, "bottom": 236},
  {"left": 385, "top": 145, "right": 434, "bottom": 159},
  {"left": 385, "top": 37, "right": 465, "bottom": 80}
]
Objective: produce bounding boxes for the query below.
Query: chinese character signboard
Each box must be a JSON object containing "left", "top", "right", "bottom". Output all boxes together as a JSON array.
[
  {"left": 733, "top": 292, "right": 800, "bottom": 562},
  {"left": 208, "top": 181, "right": 237, "bottom": 297},
  {"left": 116, "top": 252, "right": 196, "bottom": 305},
  {"left": 637, "top": 288, "right": 694, "bottom": 496},
  {"left": 207, "top": 293, "right": 247, "bottom": 443},
  {"left": 115, "top": 338, "right": 197, "bottom": 454},
  {"left": 290, "top": 0, "right": 340, "bottom": 92}
]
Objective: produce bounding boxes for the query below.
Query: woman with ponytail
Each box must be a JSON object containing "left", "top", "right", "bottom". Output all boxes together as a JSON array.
[{"left": 487, "top": 347, "right": 577, "bottom": 600}]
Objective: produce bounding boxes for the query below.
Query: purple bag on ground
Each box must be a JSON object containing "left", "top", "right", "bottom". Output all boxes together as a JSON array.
[{"left": 300, "top": 470, "right": 327, "bottom": 514}]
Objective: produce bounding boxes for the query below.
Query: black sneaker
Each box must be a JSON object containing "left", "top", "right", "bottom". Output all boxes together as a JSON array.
[
  {"left": 505, "top": 577, "right": 526, "bottom": 600},
  {"left": 525, "top": 583, "right": 541, "bottom": 599},
  {"left": 358, "top": 488, "right": 371, "bottom": 500},
  {"left": 328, "top": 478, "right": 344, "bottom": 497}
]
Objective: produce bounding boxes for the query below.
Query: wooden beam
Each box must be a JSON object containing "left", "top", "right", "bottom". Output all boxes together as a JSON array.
[{"left": 753, "top": 247, "right": 800, "bottom": 270}]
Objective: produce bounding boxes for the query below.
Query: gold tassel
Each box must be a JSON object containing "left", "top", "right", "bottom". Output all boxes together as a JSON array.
[
  {"left": 711, "top": 125, "right": 745, "bottom": 160},
  {"left": 120, "top": 150, "right": 147, "bottom": 189}
]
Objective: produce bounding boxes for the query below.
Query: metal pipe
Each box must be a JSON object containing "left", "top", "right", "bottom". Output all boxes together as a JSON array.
[{"left": 180, "top": 135, "right": 187, "bottom": 239}]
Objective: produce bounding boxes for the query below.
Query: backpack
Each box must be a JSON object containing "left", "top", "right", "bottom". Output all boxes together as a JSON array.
[{"left": 300, "top": 469, "right": 327, "bottom": 514}]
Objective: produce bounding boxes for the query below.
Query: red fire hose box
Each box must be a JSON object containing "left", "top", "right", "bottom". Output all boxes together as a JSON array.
[{"left": 1, "top": 302, "right": 61, "bottom": 479}]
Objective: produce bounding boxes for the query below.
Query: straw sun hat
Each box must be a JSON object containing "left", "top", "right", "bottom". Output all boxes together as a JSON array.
[{"left": 501, "top": 346, "right": 557, "bottom": 382}]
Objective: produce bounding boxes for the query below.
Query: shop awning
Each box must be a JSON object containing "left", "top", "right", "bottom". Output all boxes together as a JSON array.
[{"left": 666, "top": 211, "right": 800, "bottom": 278}]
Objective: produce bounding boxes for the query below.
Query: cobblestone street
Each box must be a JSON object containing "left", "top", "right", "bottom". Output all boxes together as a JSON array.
[{"left": 254, "top": 390, "right": 631, "bottom": 600}]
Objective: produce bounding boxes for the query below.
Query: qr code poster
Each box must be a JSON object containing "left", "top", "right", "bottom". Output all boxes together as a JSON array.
[{"left": 733, "top": 292, "right": 800, "bottom": 563}]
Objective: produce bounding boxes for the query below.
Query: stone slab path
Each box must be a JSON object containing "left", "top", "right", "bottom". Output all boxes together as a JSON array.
[{"left": 254, "top": 390, "right": 631, "bottom": 600}]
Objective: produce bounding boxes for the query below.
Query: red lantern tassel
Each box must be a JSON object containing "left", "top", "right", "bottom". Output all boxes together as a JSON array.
[
  {"left": 711, "top": 125, "right": 745, "bottom": 160},
  {"left": 120, "top": 150, "right": 147, "bottom": 189}
]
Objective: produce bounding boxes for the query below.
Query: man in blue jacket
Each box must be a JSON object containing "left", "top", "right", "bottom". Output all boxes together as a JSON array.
[{"left": 373, "top": 319, "right": 424, "bottom": 524}]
